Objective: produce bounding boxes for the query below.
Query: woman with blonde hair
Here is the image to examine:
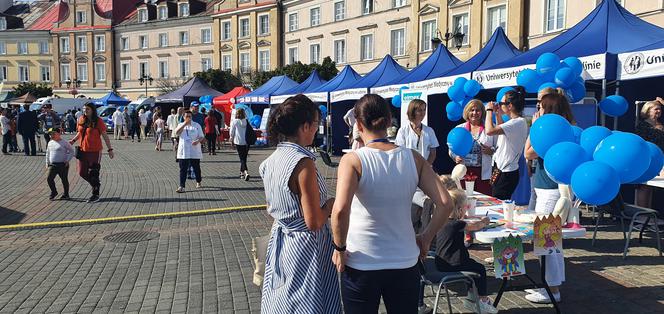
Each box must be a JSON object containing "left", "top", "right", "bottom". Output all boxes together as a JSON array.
[
  {"left": 450, "top": 99, "right": 496, "bottom": 195},
  {"left": 635, "top": 98, "right": 663, "bottom": 207}
]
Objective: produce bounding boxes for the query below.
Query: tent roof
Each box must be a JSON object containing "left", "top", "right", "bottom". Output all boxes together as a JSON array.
[
  {"left": 212, "top": 86, "right": 251, "bottom": 105},
  {"left": 446, "top": 27, "right": 521, "bottom": 76},
  {"left": 311, "top": 65, "right": 362, "bottom": 92},
  {"left": 277, "top": 70, "right": 327, "bottom": 95},
  {"left": 480, "top": 0, "right": 664, "bottom": 71},
  {"left": 156, "top": 77, "right": 223, "bottom": 103},
  {"left": 349, "top": 55, "right": 409, "bottom": 89},
  {"left": 382, "top": 45, "right": 461, "bottom": 86},
  {"left": 93, "top": 92, "right": 131, "bottom": 106},
  {"left": 628, "top": 38, "right": 664, "bottom": 52},
  {"left": 8, "top": 92, "right": 37, "bottom": 104},
  {"left": 237, "top": 75, "right": 298, "bottom": 104}
]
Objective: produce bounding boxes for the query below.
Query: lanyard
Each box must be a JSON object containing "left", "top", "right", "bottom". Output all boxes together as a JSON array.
[{"left": 366, "top": 138, "right": 389, "bottom": 145}]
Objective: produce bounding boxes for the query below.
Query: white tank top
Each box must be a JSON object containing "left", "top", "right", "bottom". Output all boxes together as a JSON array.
[{"left": 346, "top": 146, "right": 421, "bottom": 271}]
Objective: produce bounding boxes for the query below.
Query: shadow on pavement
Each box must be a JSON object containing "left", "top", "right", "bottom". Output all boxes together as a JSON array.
[{"left": 0, "top": 206, "right": 26, "bottom": 225}]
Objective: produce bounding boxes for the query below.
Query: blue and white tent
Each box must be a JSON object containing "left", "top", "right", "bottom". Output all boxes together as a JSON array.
[
  {"left": 618, "top": 39, "right": 664, "bottom": 81},
  {"left": 236, "top": 75, "right": 298, "bottom": 104},
  {"left": 330, "top": 55, "right": 409, "bottom": 102},
  {"left": 93, "top": 92, "right": 131, "bottom": 107},
  {"left": 269, "top": 70, "right": 327, "bottom": 104},
  {"left": 305, "top": 65, "right": 362, "bottom": 103}
]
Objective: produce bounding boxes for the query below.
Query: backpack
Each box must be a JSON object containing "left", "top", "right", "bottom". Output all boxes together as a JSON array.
[{"left": 244, "top": 121, "right": 256, "bottom": 145}]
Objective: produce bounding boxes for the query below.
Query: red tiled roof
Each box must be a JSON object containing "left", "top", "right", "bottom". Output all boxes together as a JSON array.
[
  {"left": 28, "top": 0, "right": 68, "bottom": 31},
  {"left": 95, "top": 0, "right": 142, "bottom": 24}
]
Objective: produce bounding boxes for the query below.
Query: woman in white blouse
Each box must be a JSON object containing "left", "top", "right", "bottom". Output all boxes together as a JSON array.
[
  {"left": 230, "top": 108, "right": 250, "bottom": 181},
  {"left": 175, "top": 110, "right": 204, "bottom": 193},
  {"left": 450, "top": 99, "right": 496, "bottom": 195}
]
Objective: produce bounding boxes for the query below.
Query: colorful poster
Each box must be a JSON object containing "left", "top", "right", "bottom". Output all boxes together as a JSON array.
[
  {"left": 493, "top": 234, "right": 526, "bottom": 279},
  {"left": 533, "top": 214, "right": 563, "bottom": 256}
]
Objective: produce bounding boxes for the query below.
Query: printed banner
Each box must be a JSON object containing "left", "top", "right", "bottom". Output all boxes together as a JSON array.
[
  {"left": 304, "top": 92, "right": 328, "bottom": 103},
  {"left": 407, "top": 73, "right": 471, "bottom": 95},
  {"left": 618, "top": 48, "right": 664, "bottom": 81},
  {"left": 330, "top": 88, "right": 369, "bottom": 102},
  {"left": 370, "top": 84, "right": 406, "bottom": 98},
  {"left": 269, "top": 94, "right": 291, "bottom": 105},
  {"left": 493, "top": 234, "right": 526, "bottom": 279}
]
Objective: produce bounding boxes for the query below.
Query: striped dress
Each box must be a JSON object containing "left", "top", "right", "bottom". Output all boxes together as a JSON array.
[{"left": 259, "top": 142, "right": 341, "bottom": 314}]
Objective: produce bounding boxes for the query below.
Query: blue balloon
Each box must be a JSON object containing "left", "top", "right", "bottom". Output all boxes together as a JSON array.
[
  {"left": 448, "top": 84, "right": 466, "bottom": 103},
  {"left": 631, "top": 142, "right": 664, "bottom": 184},
  {"left": 538, "top": 82, "right": 559, "bottom": 92},
  {"left": 501, "top": 114, "right": 510, "bottom": 122},
  {"left": 447, "top": 112, "right": 463, "bottom": 122},
  {"left": 571, "top": 161, "right": 621, "bottom": 205},
  {"left": 580, "top": 126, "right": 612, "bottom": 156},
  {"left": 571, "top": 126, "right": 583, "bottom": 144},
  {"left": 567, "top": 80, "right": 586, "bottom": 103},
  {"left": 446, "top": 101, "right": 463, "bottom": 118},
  {"left": 562, "top": 57, "right": 584, "bottom": 77},
  {"left": 496, "top": 86, "right": 515, "bottom": 102},
  {"left": 599, "top": 95, "right": 629, "bottom": 117},
  {"left": 250, "top": 116, "right": 261, "bottom": 128},
  {"left": 536, "top": 53, "right": 561, "bottom": 82},
  {"left": 544, "top": 142, "right": 591, "bottom": 184},
  {"left": 447, "top": 128, "right": 473, "bottom": 156},
  {"left": 593, "top": 132, "right": 650, "bottom": 183},
  {"left": 391, "top": 96, "right": 401, "bottom": 108},
  {"left": 516, "top": 69, "right": 543, "bottom": 93},
  {"left": 554, "top": 67, "right": 576, "bottom": 89},
  {"left": 235, "top": 104, "right": 254, "bottom": 120},
  {"left": 319, "top": 105, "right": 327, "bottom": 116},
  {"left": 199, "top": 95, "right": 213, "bottom": 103},
  {"left": 530, "top": 114, "right": 574, "bottom": 157},
  {"left": 454, "top": 77, "right": 468, "bottom": 87},
  {"left": 463, "top": 80, "right": 482, "bottom": 98}
]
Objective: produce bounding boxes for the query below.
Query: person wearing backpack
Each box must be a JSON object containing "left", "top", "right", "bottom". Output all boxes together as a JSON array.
[{"left": 230, "top": 108, "right": 252, "bottom": 181}]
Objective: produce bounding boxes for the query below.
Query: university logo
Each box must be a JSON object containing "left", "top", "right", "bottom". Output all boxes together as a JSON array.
[
  {"left": 475, "top": 74, "right": 484, "bottom": 84},
  {"left": 624, "top": 53, "right": 644, "bottom": 74}
]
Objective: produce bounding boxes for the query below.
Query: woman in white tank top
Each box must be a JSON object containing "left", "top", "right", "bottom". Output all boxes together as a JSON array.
[{"left": 330, "top": 94, "right": 454, "bottom": 313}]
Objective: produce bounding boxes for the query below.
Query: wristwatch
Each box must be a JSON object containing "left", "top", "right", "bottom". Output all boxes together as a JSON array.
[{"left": 332, "top": 242, "right": 346, "bottom": 252}]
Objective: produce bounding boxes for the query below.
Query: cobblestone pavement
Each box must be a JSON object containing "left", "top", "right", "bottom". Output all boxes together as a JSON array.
[{"left": 0, "top": 137, "right": 663, "bottom": 313}]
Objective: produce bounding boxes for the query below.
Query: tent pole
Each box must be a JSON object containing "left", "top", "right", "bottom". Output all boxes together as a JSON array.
[
  {"left": 326, "top": 97, "right": 331, "bottom": 154},
  {"left": 614, "top": 80, "right": 620, "bottom": 130},
  {"left": 601, "top": 79, "right": 607, "bottom": 128}
]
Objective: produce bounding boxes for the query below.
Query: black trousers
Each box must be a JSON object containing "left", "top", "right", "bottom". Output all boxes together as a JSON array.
[
  {"left": 130, "top": 124, "right": 141, "bottom": 140},
  {"left": 22, "top": 133, "right": 36, "bottom": 156},
  {"left": 492, "top": 169, "right": 520, "bottom": 200},
  {"left": 179, "top": 159, "right": 201, "bottom": 187},
  {"left": 2, "top": 133, "right": 11, "bottom": 153},
  {"left": 435, "top": 257, "right": 488, "bottom": 296},
  {"left": 47, "top": 163, "right": 70, "bottom": 196},
  {"left": 206, "top": 134, "right": 216, "bottom": 153},
  {"left": 341, "top": 265, "right": 420, "bottom": 314},
  {"left": 236, "top": 145, "right": 249, "bottom": 172}
]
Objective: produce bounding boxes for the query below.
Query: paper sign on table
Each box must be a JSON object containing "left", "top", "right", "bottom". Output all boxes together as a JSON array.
[
  {"left": 492, "top": 234, "right": 526, "bottom": 278},
  {"left": 533, "top": 214, "right": 563, "bottom": 256}
]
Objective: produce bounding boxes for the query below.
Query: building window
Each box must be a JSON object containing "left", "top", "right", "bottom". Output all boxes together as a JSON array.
[
  {"left": 390, "top": 28, "right": 405, "bottom": 56},
  {"left": 18, "top": 64, "right": 29, "bottom": 82},
  {"left": 95, "top": 35, "right": 106, "bottom": 52},
  {"left": 240, "top": 52, "right": 250, "bottom": 73},
  {"left": 60, "top": 64, "right": 70, "bottom": 81},
  {"left": 0, "top": 42, "right": 5, "bottom": 55},
  {"left": 201, "top": 28, "right": 212, "bottom": 43},
  {"left": 0, "top": 65, "right": 7, "bottom": 81},
  {"left": 0, "top": 18, "right": 6, "bottom": 31},
  {"left": 158, "top": 6, "right": 168, "bottom": 20},
  {"left": 179, "top": 31, "right": 189, "bottom": 45},
  {"left": 95, "top": 63, "right": 106, "bottom": 81},
  {"left": 310, "top": 44, "right": 320, "bottom": 64},
  {"left": 453, "top": 13, "right": 469, "bottom": 46},
  {"left": 222, "top": 55, "right": 231, "bottom": 70},
  {"left": 139, "top": 35, "right": 148, "bottom": 49},
  {"left": 222, "top": 21, "right": 231, "bottom": 40},
  {"left": 259, "top": 50, "right": 270, "bottom": 71},
  {"left": 310, "top": 7, "right": 320, "bottom": 27},
  {"left": 392, "top": 0, "right": 405, "bottom": 8},
  {"left": 179, "top": 59, "right": 189, "bottom": 77},
  {"left": 239, "top": 18, "right": 250, "bottom": 37},
  {"left": 39, "top": 41, "right": 49, "bottom": 54},
  {"left": 334, "top": 39, "right": 345, "bottom": 64},
  {"left": 77, "top": 63, "right": 88, "bottom": 81},
  {"left": 159, "top": 33, "right": 168, "bottom": 47},
  {"left": 60, "top": 37, "right": 70, "bottom": 53},
  {"left": 121, "top": 63, "right": 130, "bottom": 80},
  {"left": 545, "top": 0, "right": 565, "bottom": 32},
  {"left": 334, "top": 1, "right": 345, "bottom": 21},
  {"left": 360, "top": 34, "right": 373, "bottom": 60},
  {"left": 77, "top": 36, "right": 87, "bottom": 52},
  {"left": 158, "top": 61, "right": 168, "bottom": 78},
  {"left": 40, "top": 65, "right": 51, "bottom": 82},
  {"left": 178, "top": 3, "right": 190, "bottom": 17},
  {"left": 18, "top": 41, "right": 28, "bottom": 54},
  {"left": 121, "top": 37, "right": 129, "bottom": 50},
  {"left": 76, "top": 11, "right": 86, "bottom": 23},
  {"left": 258, "top": 15, "right": 269, "bottom": 35},
  {"left": 139, "top": 62, "right": 148, "bottom": 78},
  {"left": 138, "top": 8, "right": 148, "bottom": 22},
  {"left": 288, "top": 47, "right": 298, "bottom": 65},
  {"left": 421, "top": 20, "right": 436, "bottom": 52},
  {"left": 362, "top": 0, "right": 373, "bottom": 15},
  {"left": 487, "top": 5, "right": 506, "bottom": 38},
  {"left": 288, "top": 13, "right": 298, "bottom": 32},
  {"left": 201, "top": 57, "right": 212, "bottom": 71}
]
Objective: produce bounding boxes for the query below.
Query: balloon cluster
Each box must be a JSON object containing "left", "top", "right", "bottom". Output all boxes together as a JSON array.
[
  {"left": 531, "top": 115, "right": 664, "bottom": 205},
  {"left": 319, "top": 105, "right": 328, "bottom": 118},
  {"left": 516, "top": 53, "right": 586, "bottom": 103},
  {"left": 250, "top": 115, "right": 261, "bottom": 129},
  {"left": 446, "top": 77, "right": 482, "bottom": 121}
]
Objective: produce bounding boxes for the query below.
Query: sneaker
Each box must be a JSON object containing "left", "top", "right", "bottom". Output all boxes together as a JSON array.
[
  {"left": 176, "top": 187, "right": 185, "bottom": 193},
  {"left": 525, "top": 290, "right": 561, "bottom": 304},
  {"left": 59, "top": 194, "right": 70, "bottom": 200},
  {"left": 240, "top": 173, "right": 245, "bottom": 179},
  {"left": 417, "top": 305, "right": 433, "bottom": 314},
  {"left": 244, "top": 174, "right": 250, "bottom": 181},
  {"left": 87, "top": 195, "right": 100, "bottom": 203},
  {"left": 525, "top": 288, "right": 545, "bottom": 295},
  {"left": 196, "top": 182, "right": 202, "bottom": 189},
  {"left": 49, "top": 193, "right": 57, "bottom": 201},
  {"left": 462, "top": 298, "right": 498, "bottom": 314}
]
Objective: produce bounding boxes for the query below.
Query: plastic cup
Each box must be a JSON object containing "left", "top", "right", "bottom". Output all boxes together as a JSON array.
[
  {"left": 465, "top": 197, "right": 477, "bottom": 216},
  {"left": 465, "top": 180, "right": 475, "bottom": 196},
  {"left": 503, "top": 200, "right": 514, "bottom": 222}
]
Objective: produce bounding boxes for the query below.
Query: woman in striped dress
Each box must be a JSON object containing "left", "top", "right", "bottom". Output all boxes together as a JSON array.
[{"left": 259, "top": 95, "right": 341, "bottom": 314}]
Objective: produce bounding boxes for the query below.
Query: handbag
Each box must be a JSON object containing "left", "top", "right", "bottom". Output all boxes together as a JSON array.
[{"left": 245, "top": 122, "right": 257, "bottom": 145}]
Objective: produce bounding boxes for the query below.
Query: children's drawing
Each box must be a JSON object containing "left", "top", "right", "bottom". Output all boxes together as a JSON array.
[
  {"left": 492, "top": 234, "right": 526, "bottom": 278},
  {"left": 533, "top": 214, "right": 563, "bottom": 256}
]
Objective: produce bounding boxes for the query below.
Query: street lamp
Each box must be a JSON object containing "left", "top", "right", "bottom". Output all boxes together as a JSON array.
[
  {"left": 65, "top": 78, "right": 81, "bottom": 98},
  {"left": 432, "top": 27, "right": 465, "bottom": 51},
  {"left": 139, "top": 75, "right": 154, "bottom": 98}
]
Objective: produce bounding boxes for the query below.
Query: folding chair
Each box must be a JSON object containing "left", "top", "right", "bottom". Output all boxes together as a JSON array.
[{"left": 420, "top": 257, "right": 482, "bottom": 314}]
